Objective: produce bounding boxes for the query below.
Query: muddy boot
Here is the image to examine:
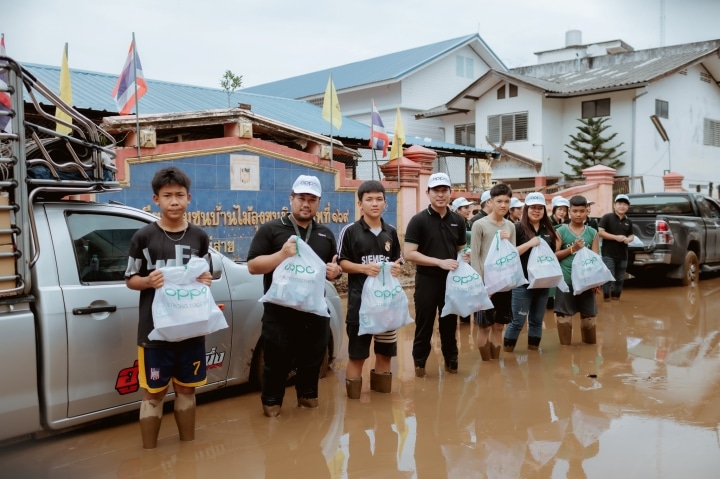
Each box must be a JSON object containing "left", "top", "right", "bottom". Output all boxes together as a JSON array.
[
  {"left": 478, "top": 342, "right": 492, "bottom": 361},
  {"left": 528, "top": 336, "right": 541, "bottom": 351},
  {"left": 581, "top": 317, "right": 597, "bottom": 344},
  {"left": 503, "top": 338, "right": 517, "bottom": 353},
  {"left": 490, "top": 342, "right": 501, "bottom": 359},
  {"left": 346, "top": 377, "right": 362, "bottom": 399},
  {"left": 139, "top": 399, "right": 163, "bottom": 449},
  {"left": 174, "top": 393, "right": 196, "bottom": 442},
  {"left": 557, "top": 316, "right": 573, "bottom": 345},
  {"left": 370, "top": 370, "right": 392, "bottom": 392}
]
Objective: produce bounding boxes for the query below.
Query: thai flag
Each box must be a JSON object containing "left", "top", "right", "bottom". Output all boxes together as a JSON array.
[
  {"left": 112, "top": 39, "right": 147, "bottom": 115},
  {"left": 369, "top": 102, "right": 389, "bottom": 158},
  {"left": 0, "top": 34, "right": 12, "bottom": 133}
]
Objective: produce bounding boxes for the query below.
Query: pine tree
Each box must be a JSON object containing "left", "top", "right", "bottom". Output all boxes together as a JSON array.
[{"left": 562, "top": 117, "right": 625, "bottom": 180}]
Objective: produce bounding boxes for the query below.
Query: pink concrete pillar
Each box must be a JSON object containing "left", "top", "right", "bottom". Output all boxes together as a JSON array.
[
  {"left": 663, "top": 172, "right": 685, "bottom": 192},
  {"left": 379, "top": 157, "right": 421, "bottom": 239},
  {"left": 534, "top": 175, "right": 547, "bottom": 188},
  {"left": 582, "top": 165, "right": 616, "bottom": 218}
]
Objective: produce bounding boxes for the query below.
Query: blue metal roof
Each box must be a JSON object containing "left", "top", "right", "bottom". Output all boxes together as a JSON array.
[
  {"left": 241, "top": 34, "right": 506, "bottom": 99},
  {"left": 21, "top": 62, "right": 493, "bottom": 156}
]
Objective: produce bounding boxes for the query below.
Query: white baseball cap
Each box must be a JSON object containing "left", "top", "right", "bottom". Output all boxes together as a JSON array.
[
  {"left": 524, "top": 192, "right": 546, "bottom": 206},
  {"left": 553, "top": 197, "right": 570, "bottom": 208},
  {"left": 615, "top": 194, "right": 631, "bottom": 204},
  {"left": 510, "top": 197, "right": 524, "bottom": 209},
  {"left": 427, "top": 172, "right": 452, "bottom": 189},
  {"left": 451, "top": 197, "right": 474, "bottom": 211},
  {"left": 292, "top": 175, "right": 322, "bottom": 197},
  {"left": 480, "top": 190, "right": 491, "bottom": 204}
]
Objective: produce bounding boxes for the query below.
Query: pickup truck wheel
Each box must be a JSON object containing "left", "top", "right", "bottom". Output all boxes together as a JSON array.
[{"left": 681, "top": 251, "right": 699, "bottom": 286}]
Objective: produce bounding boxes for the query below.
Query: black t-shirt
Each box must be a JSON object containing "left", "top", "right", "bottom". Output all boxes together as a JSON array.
[
  {"left": 126, "top": 222, "right": 210, "bottom": 347},
  {"left": 337, "top": 217, "right": 402, "bottom": 324},
  {"left": 405, "top": 206, "right": 466, "bottom": 278},
  {"left": 247, "top": 214, "right": 337, "bottom": 319},
  {"left": 599, "top": 212, "right": 634, "bottom": 259},
  {"left": 470, "top": 210, "right": 488, "bottom": 225},
  {"left": 515, "top": 222, "right": 557, "bottom": 276}
]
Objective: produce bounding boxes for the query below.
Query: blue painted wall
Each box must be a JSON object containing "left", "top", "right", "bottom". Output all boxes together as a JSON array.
[{"left": 104, "top": 151, "right": 398, "bottom": 260}]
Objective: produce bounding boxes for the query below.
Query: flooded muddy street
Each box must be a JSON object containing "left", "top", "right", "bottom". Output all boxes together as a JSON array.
[{"left": 2, "top": 277, "right": 720, "bottom": 478}]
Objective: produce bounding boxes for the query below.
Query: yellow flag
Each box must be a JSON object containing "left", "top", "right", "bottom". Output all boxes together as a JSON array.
[
  {"left": 321, "top": 75, "right": 342, "bottom": 130},
  {"left": 389, "top": 107, "right": 405, "bottom": 160},
  {"left": 56, "top": 43, "right": 73, "bottom": 134}
]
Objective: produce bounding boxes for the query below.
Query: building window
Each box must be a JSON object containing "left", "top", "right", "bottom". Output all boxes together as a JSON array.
[
  {"left": 497, "top": 86, "right": 505, "bottom": 100},
  {"left": 456, "top": 55, "right": 474, "bottom": 79},
  {"left": 655, "top": 100, "right": 669, "bottom": 119},
  {"left": 704, "top": 119, "right": 720, "bottom": 147},
  {"left": 454, "top": 124, "right": 476, "bottom": 146},
  {"left": 487, "top": 112, "right": 528, "bottom": 143},
  {"left": 581, "top": 98, "right": 611, "bottom": 118},
  {"left": 509, "top": 84, "right": 518, "bottom": 97}
]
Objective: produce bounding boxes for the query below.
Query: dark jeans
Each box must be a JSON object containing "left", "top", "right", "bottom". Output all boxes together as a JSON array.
[
  {"left": 602, "top": 256, "right": 628, "bottom": 298},
  {"left": 412, "top": 273, "right": 458, "bottom": 366},
  {"left": 506, "top": 285, "right": 550, "bottom": 340},
  {"left": 261, "top": 314, "right": 329, "bottom": 406}
]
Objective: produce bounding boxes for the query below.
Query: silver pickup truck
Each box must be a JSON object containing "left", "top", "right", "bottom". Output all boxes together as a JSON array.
[{"left": 0, "top": 57, "right": 344, "bottom": 444}]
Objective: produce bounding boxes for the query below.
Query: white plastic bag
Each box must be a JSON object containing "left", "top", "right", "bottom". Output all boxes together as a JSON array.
[
  {"left": 483, "top": 232, "right": 528, "bottom": 295},
  {"left": 149, "top": 256, "right": 228, "bottom": 342},
  {"left": 628, "top": 236, "right": 644, "bottom": 248},
  {"left": 441, "top": 254, "right": 494, "bottom": 317},
  {"left": 259, "top": 236, "right": 329, "bottom": 317},
  {"left": 527, "top": 240, "right": 565, "bottom": 289},
  {"left": 359, "top": 262, "right": 413, "bottom": 335},
  {"left": 571, "top": 247, "right": 615, "bottom": 295}
]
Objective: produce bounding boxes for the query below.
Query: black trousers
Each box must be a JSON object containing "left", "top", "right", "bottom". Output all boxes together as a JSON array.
[{"left": 412, "top": 273, "right": 458, "bottom": 366}]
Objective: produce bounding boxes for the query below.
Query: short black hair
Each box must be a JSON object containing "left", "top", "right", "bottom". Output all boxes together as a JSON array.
[
  {"left": 490, "top": 183, "right": 512, "bottom": 198},
  {"left": 569, "top": 195, "right": 588, "bottom": 207},
  {"left": 357, "top": 180, "right": 385, "bottom": 200},
  {"left": 151, "top": 166, "right": 192, "bottom": 195}
]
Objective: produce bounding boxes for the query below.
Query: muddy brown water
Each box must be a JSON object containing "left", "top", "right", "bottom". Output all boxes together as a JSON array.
[{"left": 1, "top": 277, "right": 720, "bottom": 478}]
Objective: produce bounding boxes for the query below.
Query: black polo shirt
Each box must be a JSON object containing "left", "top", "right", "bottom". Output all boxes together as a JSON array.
[
  {"left": 405, "top": 205, "right": 466, "bottom": 277},
  {"left": 248, "top": 214, "right": 337, "bottom": 316},
  {"left": 598, "top": 212, "right": 634, "bottom": 259},
  {"left": 337, "top": 217, "right": 402, "bottom": 324},
  {"left": 515, "top": 222, "right": 557, "bottom": 276}
]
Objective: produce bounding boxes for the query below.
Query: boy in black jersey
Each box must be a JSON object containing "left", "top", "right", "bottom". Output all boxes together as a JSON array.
[
  {"left": 125, "top": 167, "right": 212, "bottom": 449},
  {"left": 338, "top": 181, "right": 403, "bottom": 399}
]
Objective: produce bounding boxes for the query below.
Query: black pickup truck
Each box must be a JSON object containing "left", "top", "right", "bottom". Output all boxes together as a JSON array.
[{"left": 625, "top": 192, "right": 720, "bottom": 285}]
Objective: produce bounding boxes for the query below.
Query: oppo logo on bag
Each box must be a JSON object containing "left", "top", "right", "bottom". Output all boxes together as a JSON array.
[
  {"left": 373, "top": 286, "right": 404, "bottom": 299},
  {"left": 163, "top": 286, "right": 207, "bottom": 300},
  {"left": 536, "top": 255, "right": 556, "bottom": 264},
  {"left": 452, "top": 273, "right": 480, "bottom": 285},
  {"left": 284, "top": 263, "right": 316, "bottom": 275},
  {"left": 582, "top": 257, "right": 598, "bottom": 267},
  {"left": 495, "top": 252, "right": 518, "bottom": 266}
]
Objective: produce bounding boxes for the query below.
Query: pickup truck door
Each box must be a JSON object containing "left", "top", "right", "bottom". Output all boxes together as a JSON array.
[
  {"left": 696, "top": 196, "right": 720, "bottom": 263},
  {"left": 50, "top": 208, "right": 232, "bottom": 419}
]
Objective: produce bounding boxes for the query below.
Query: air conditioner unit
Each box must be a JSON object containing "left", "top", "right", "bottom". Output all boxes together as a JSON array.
[{"left": 139, "top": 128, "right": 156, "bottom": 148}]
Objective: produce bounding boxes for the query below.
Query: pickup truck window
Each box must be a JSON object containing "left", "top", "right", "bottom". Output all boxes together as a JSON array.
[
  {"left": 697, "top": 197, "right": 720, "bottom": 219},
  {"left": 67, "top": 213, "right": 148, "bottom": 282},
  {"left": 627, "top": 196, "right": 694, "bottom": 216}
]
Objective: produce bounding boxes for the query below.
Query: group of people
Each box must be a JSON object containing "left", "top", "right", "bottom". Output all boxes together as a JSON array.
[{"left": 124, "top": 166, "right": 635, "bottom": 449}]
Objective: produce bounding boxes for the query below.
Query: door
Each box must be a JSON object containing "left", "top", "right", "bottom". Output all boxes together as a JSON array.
[{"left": 696, "top": 196, "right": 720, "bottom": 263}]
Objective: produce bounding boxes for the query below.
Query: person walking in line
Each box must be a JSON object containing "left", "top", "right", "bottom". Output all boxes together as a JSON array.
[
  {"left": 338, "top": 181, "right": 403, "bottom": 399},
  {"left": 508, "top": 197, "right": 524, "bottom": 223},
  {"left": 451, "top": 196, "right": 475, "bottom": 324},
  {"left": 598, "top": 194, "right": 634, "bottom": 301},
  {"left": 470, "top": 183, "right": 516, "bottom": 361},
  {"left": 550, "top": 196, "right": 570, "bottom": 228},
  {"left": 125, "top": 167, "right": 212, "bottom": 449},
  {"left": 503, "top": 192, "right": 559, "bottom": 352},
  {"left": 553, "top": 195, "right": 600, "bottom": 345},
  {"left": 470, "top": 190, "right": 493, "bottom": 224},
  {"left": 404, "top": 172, "right": 468, "bottom": 377},
  {"left": 247, "top": 175, "right": 343, "bottom": 417}
]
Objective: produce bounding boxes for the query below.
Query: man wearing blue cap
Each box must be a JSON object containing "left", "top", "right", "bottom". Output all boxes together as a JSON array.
[{"left": 598, "top": 194, "right": 634, "bottom": 301}]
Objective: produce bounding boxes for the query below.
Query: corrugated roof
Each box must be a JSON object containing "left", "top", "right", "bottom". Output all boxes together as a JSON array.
[{"left": 240, "top": 34, "right": 506, "bottom": 99}]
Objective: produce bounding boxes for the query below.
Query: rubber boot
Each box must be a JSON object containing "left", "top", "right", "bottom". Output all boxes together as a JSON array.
[
  {"left": 478, "top": 342, "right": 492, "bottom": 361},
  {"left": 528, "top": 336, "right": 541, "bottom": 351},
  {"left": 139, "top": 399, "right": 163, "bottom": 449},
  {"left": 581, "top": 317, "right": 597, "bottom": 344},
  {"left": 174, "top": 393, "right": 196, "bottom": 442},
  {"left": 346, "top": 376, "right": 362, "bottom": 399},
  {"left": 557, "top": 316, "right": 573, "bottom": 345},
  {"left": 503, "top": 338, "right": 517, "bottom": 353},
  {"left": 490, "top": 342, "right": 501, "bottom": 359},
  {"left": 370, "top": 370, "right": 392, "bottom": 392}
]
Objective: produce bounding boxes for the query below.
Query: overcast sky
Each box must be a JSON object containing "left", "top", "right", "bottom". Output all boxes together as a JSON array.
[{"left": 3, "top": 0, "right": 719, "bottom": 89}]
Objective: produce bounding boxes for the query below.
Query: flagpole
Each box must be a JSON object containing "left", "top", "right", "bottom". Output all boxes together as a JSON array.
[
  {"left": 132, "top": 32, "right": 141, "bottom": 158},
  {"left": 329, "top": 74, "right": 334, "bottom": 168},
  {"left": 370, "top": 100, "right": 376, "bottom": 180}
]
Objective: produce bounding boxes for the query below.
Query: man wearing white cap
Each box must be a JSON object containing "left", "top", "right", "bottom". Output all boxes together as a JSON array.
[
  {"left": 470, "top": 190, "right": 493, "bottom": 224},
  {"left": 598, "top": 194, "right": 634, "bottom": 301},
  {"left": 404, "top": 172, "right": 468, "bottom": 376},
  {"left": 248, "top": 174, "right": 343, "bottom": 417}
]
